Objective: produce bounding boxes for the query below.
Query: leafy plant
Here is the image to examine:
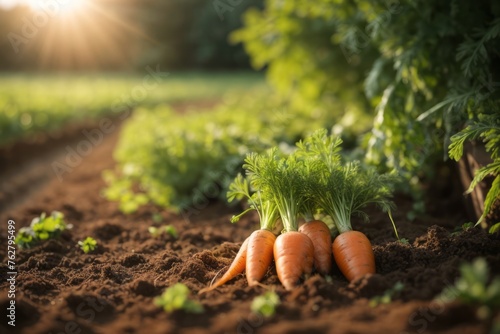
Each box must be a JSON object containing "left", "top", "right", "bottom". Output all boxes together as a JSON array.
[
  {"left": 439, "top": 258, "right": 500, "bottom": 317},
  {"left": 296, "top": 129, "right": 397, "bottom": 235},
  {"left": 449, "top": 113, "right": 500, "bottom": 225},
  {"left": 369, "top": 282, "right": 404, "bottom": 307},
  {"left": 234, "top": 0, "right": 500, "bottom": 220},
  {"left": 451, "top": 222, "right": 475, "bottom": 236},
  {"left": 15, "top": 211, "right": 70, "bottom": 249},
  {"left": 78, "top": 237, "right": 98, "bottom": 254},
  {"left": 0, "top": 73, "right": 266, "bottom": 145},
  {"left": 490, "top": 223, "right": 500, "bottom": 234},
  {"left": 251, "top": 291, "right": 280, "bottom": 317},
  {"left": 154, "top": 283, "right": 204, "bottom": 314},
  {"left": 148, "top": 225, "right": 178, "bottom": 239},
  {"left": 104, "top": 92, "right": 338, "bottom": 213},
  {"left": 398, "top": 238, "right": 409, "bottom": 245}
]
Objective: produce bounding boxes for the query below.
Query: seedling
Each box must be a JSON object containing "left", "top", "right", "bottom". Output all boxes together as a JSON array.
[
  {"left": 148, "top": 225, "right": 178, "bottom": 238},
  {"left": 154, "top": 283, "right": 204, "bottom": 313},
  {"left": 369, "top": 282, "right": 404, "bottom": 307},
  {"left": 78, "top": 237, "right": 98, "bottom": 253},
  {"left": 15, "top": 211, "right": 70, "bottom": 249},
  {"left": 398, "top": 238, "right": 409, "bottom": 245},
  {"left": 451, "top": 222, "right": 475, "bottom": 236},
  {"left": 152, "top": 213, "right": 163, "bottom": 223},
  {"left": 489, "top": 223, "right": 500, "bottom": 234},
  {"left": 251, "top": 291, "right": 280, "bottom": 317},
  {"left": 439, "top": 258, "right": 500, "bottom": 318}
]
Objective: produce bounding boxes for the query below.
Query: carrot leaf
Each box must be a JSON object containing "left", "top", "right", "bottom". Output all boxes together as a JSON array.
[
  {"left": 227, "top": 173, "right": 279, "bottom": 231},
  {"left": 244, "top": 148, "right": 306, "bottom": 232}
]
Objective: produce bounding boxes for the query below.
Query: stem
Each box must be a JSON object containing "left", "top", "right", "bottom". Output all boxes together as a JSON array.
[
  {"left": 302, "top": 211, "right": 314, "bottom": 222},
  {"left": 324, "top": 200, "right": 352, "bottom": 234}
]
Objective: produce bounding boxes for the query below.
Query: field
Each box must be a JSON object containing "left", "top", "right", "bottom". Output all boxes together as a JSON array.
[{"left": 0, "top": 73, "right": 499, "bottom": 334}]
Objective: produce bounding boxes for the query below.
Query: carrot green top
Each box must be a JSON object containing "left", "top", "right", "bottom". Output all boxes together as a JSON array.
[
  {"left": 244, "top": 148, "right": 306, "bottom": 233},
  {"left": 227, "top": 174, "right": 279, "bottom": 231},
  {"left": 296, "top": 129, "right": 396, "bottom": 234}
]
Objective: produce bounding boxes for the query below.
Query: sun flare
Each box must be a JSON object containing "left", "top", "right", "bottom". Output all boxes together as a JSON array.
[{"left": 26, "top": 0, "right": 86, "bottom": 16}]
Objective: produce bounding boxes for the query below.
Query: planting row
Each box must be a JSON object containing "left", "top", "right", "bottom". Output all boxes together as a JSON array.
[{"left": 0, "top": 72, "right": 265, "bottom": 144}]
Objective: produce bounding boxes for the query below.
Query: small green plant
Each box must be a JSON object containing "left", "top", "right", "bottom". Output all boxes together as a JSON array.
[
  {"left": 251, "top": 291, "right": 280, "bottom": 317},
  {"left": 152, "top": 213, "right": 163, "bottom": 223},
  {"left": 489, "top": 223, "right": 500, "bottom": 234},
  {"left": 439, "top": 258, "right": 500, "bottom": 318},
  {"left": 451, "top": 222, "right": 475, "bottom": 236},
  {"left": 15, "top": 211, "right": 70, "bottom": 249},
  {"left": 449, "top": 113, "right": 500, "bottom": 226},
  {"left": 154, "top": 283, "right": 204, "bottom": 314},
  {"left": 369, "top": 282, "right": 404, "bottom": 307},
  {"left": 398, "top": 238, "right": 409, "bottom": 245},
  {"left": 78, "top": 237, "right": 98, "bottom": 253},
  {"left": 148, "top": 225, "right": 178, "bottom": 238}
]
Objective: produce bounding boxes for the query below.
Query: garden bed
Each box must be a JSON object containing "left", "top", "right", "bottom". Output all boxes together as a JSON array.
[{"left": 0, "top": 121, "right": 499, "bottom": 334}]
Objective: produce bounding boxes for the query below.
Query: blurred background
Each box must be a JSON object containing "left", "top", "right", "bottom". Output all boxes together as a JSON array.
[
  {"left": 0, "top": 0, "right": 499, "bottom": 227},
  {"left": 0, "top": 0, "right": 262, "bottom": 70}
]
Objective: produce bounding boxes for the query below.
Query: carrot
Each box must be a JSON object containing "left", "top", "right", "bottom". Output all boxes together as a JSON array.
[
  {"left": 199, "top": 174, "right": 279, "bottom": 292},
  {"left": 299, "top": 220, "right": 332, "bottom": 275},
  {"left": 296, "top": 129, "right": 396, "bottom": 282},
  {"left": 246, "top": 229, "right": 276, "bottom": 286},
  {"left": 274, "top": 231, "right": 314, "bottom": 290},
  {"left": 332, "top": 230, "right": 375, "bottom": 281},
  {"left": 198, "top": 237, "right": 249, "bottom": 294}
]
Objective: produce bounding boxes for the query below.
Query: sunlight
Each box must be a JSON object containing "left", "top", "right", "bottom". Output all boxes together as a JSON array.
[{"left": 26, "top": 0, "right": 86, "bottom": 16}]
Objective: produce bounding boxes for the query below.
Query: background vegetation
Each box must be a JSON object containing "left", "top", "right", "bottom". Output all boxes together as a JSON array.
[{"left": 1, "top": 0, "right": 498, "bottom": 225}]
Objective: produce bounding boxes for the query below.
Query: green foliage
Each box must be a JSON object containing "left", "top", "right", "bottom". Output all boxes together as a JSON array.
[
  {"left": 0, "top": 72, "right": 265, "bottom": 145},
  {"left": 78, "top": 237, "right": 98, "bottom": 254},
  {"left": 451, "top": 222, "right": 475, "bottom": 236},
  {"left": 234, "top": 0, "right": 500, "bottom": 220},
  {"left": 15, "top": 211, "right": 69, "bottom": 249},
  {"left": 154, "top": 283, "right": 204, "bottom": 314},
  {"left": 251, "top": 291, "right": 280, "bottom": 317},
  {"left": 439, "top": 258, "right": 500, "bottom": 312},
  {"left": 398, "top": 238, "right": 409, "bottom": 245},
  {"left": 227, "top": 174, "right": 280, "bottom": 231},
  {"left": 105, "top": 90, "right": 338, "bottom": 213},
  {"left": 296, "top": 130, "right": 396, "bottom": 234},
  {"left": 148, "top": 225, "right": 178, "bottom": 239},
  {"left": 190, "top": 0, "right": 264, "bottom": 68},
  {"left": 490, "top": 223, "right": 500, "bottom": 234},
  {"left": 369, "top": 282, "right": 404, "bottom": 307},
  {"left": 234, "top": 129, "right": 397, "bottom": 236},
  {"left": 244, "top": 148, "right": 306, "bottom": 232},
  {"left": 449, "top": 113, "right": 500, "bottom": 224}
]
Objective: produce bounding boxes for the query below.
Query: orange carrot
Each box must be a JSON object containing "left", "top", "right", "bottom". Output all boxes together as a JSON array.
[
  {"left": 332, "top": 230, "right": 375, "bottom": 282},
  {"left": 246, "top": 229, "right": 276, "bottom": 286},
  {"left": 299, "top": 220, "right": 332, "bottom": 275},
  {"left": 274, "top": 231, "right": 314, "bottom": 291},
  {"left": 199, "top": 237, "right": 249, "bottom": 294}
]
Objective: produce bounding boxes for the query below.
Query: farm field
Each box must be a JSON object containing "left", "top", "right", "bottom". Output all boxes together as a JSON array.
[
  {"left": 1, "top": 0, "right": 500, "bottom": 333},
  {"left": 0, "top": 89, "right": 499, "bottom": 333}
]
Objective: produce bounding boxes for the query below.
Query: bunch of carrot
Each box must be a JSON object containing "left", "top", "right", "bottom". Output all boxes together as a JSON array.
[{"left": 199, "top": 129, "right": 396, "bottom": 293}]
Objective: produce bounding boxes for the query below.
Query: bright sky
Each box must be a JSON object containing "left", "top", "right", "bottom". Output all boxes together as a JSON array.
[
  {"left": 0, "top": 0, "right": 85, "bottom": 11},
  {"left": 0, "top": 0, "right": 34, "bottom": 9}
]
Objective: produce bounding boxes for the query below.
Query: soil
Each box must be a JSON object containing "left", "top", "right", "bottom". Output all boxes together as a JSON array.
[{"left": 1, "top": 104, "right": 500, "bottom": 334}]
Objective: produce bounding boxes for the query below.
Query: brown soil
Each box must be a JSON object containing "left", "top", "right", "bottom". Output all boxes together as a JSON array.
[{"left": 1, "top": 107, "right": 500, "bottom": 334}]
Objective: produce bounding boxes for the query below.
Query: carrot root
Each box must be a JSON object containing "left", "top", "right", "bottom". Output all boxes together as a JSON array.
[
  {"left": 199, "top": 237, "right": 249, "bottom": 294},
  {"left": 299, "top": 220, "right": 332, "bottom": 275},
  {"left": 274, "top": 231, "right": 314, "bottom": 291},
  {"left": 332, "top": 230, "right": 375, "bottom": 282},
  {"left": 246, "top": 229, "right": 276, "bottom": 286}
]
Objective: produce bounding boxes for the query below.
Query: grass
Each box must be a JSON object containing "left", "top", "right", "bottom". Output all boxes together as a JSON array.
[{"left": 0, "top": 71, "right": 267, "bottom": 144}]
